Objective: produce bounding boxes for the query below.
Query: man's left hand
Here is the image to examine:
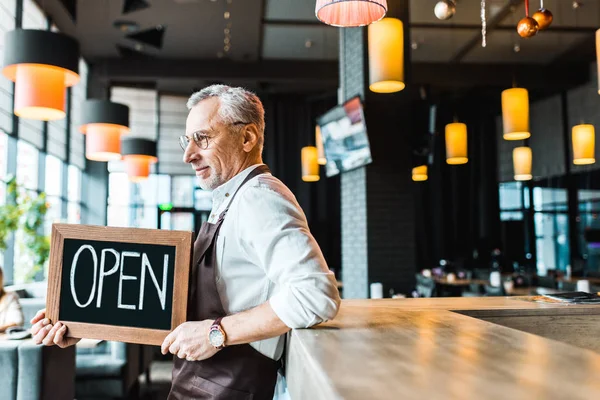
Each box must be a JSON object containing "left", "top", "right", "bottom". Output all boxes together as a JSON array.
[{"left": 160, "top": 320, "right": 219, "bottom": 362}]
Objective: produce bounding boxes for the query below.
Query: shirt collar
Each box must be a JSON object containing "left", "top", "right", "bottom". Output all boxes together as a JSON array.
[{"left": 211, "top": 164, "right": 264, "bottom": 211}]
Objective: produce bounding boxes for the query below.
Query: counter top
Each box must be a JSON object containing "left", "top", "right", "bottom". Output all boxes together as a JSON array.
[{"left": 286, "top": 297, "right": 600, "bottom": 400}]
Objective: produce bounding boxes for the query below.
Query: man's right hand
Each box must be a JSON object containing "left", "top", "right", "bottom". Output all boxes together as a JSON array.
[{"left": 30, "top": 309, "right": 81, "bottom": 348}]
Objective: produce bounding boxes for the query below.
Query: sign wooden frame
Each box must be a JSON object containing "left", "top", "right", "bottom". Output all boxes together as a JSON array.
[{"left": 47, "top": 224, "right": 192, "bottom": 346}]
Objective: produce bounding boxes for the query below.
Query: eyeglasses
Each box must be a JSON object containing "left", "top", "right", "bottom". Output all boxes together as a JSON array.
[{"left": 179, "top": 121, "right": 249, "bottom": 151}]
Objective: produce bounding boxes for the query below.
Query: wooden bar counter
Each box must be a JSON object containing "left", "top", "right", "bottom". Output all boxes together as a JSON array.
[{"left": 286, "top": 297, "right": 600, "bottom": 400}]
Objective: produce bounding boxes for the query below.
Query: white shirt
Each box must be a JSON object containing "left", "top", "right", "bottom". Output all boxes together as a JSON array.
[{"left": 208, "top": 164, "right": 341, "bottom": 360}]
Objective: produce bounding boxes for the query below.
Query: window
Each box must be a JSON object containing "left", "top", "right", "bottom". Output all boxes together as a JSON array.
[
  {"left": 499, "top": 182, "right": 523, "bottom": 221},
  {"left": 159, "top": 95, "right": 190, "bottom": 175},
  {"left": 0, "top": 0, "right": 15, "bottom": 134},
  {"left": 16, "top": 140, "right": 39, "bottom": 191},
  {"left": 22, "top": 0, "right": 46, "bottom": 29},
  {"left": 108, "top": 173, "right": 173, "bottom": 229},
  {"left": 577, "top": 190, "right": 600, "bottom": 273},
  {"left": 107, "top": 172, "right": 131, "bottom": 227},
  {"left": 44, "top": 155, "right": 63, "bottom": 235},
  {"left": 533, "top": 187, "right": 570, "bottom": 275},
  {"left": 67, "top": 165, "right": 82, "bottom": 223},
  {"left": 172, "top": 176, "right": 194, "bottom": 208},
  {"left": 0, "top": 131, "right": 8, "bottom": 203},
  {"left": 69, "top": 59, "right": 88, "bottom": 170}
]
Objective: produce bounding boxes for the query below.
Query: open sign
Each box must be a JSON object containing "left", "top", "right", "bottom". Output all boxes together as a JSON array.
[{"left": 46, "top": 224, "right": 192, "bottom": 345}]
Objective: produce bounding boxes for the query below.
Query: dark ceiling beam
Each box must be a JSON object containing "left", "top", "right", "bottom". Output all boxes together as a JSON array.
[
  {"left": 451, "top": 0, "right": 521, "bottom": 63},
  {"left": 262, "top": 19, "right": 326, "bottom": 27},
  {"left": 92, "top": 58, "right": 589, "bottom": 91},
  {"left": 412, "top": 23, "right": 598, "bottom": 34},
  {"left": 92, "top": 58, "right": 339, "bottom": 84},
  {"left": 412, "top": 62, "right": 590, "bottom": 90}
]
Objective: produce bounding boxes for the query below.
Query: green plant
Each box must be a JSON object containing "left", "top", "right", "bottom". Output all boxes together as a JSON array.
[
  {"left": 0, "top": 176, "right": 51, "bottom": 281},
  {"left": 0, "top": 177, "right": 22, "bottom": 250}
]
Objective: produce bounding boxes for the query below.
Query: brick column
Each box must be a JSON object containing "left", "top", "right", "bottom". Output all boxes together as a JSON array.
[{"left": 340, "top": 1, "right": 416, "bottom": 298}]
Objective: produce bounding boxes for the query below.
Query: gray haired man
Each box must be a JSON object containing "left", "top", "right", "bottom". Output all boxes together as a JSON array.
[{"left": 30, "top": 84, "right": 340, "bottom": 399}]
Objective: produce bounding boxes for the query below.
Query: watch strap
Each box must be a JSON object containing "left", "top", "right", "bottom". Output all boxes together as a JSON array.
[{"left": 209, "top": 317, "right": 226, "bottom": 349}]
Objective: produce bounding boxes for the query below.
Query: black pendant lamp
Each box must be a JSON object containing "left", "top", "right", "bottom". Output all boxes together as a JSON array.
[
  {"left": 2, "top": 29, "right": 79, "bottom": 121},
  {"left": 121, "top": 138, "right": 158, "bottom": 182},
  {"left": 79, "top": 100, "right": 130, "bottom": 162}
]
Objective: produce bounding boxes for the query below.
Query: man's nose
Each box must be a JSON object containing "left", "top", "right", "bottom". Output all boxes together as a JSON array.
[{"left": 183, "top": 140, "right": 198, "bottom": 163}]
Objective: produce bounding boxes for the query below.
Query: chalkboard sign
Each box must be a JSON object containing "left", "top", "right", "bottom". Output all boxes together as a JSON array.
[{"left": 46, "top": 224, "right": 192, "bottom": 345}]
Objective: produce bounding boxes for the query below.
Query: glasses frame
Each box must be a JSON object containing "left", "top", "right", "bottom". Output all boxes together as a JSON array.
[{"left": 179, "top": 121, "right": 250, "bottom": 151}]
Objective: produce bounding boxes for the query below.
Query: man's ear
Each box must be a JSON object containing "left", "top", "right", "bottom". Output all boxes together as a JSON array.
[{"left": 241, "top": 124, "right": 260, "bottom": 153}]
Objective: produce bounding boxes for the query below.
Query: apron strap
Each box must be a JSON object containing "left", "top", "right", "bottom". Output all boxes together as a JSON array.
[{"left": 217, "top": 164, "right": 271, "bottom": 222}]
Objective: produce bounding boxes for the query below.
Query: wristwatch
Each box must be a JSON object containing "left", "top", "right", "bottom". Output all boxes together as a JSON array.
[{"left": 208, "top": 317, "right": 227, "bottom": 349}]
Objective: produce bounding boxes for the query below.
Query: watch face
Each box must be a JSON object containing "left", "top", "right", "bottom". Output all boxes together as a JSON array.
[{"left": 209, "top": 329, "right": 225, "bottom": 347}]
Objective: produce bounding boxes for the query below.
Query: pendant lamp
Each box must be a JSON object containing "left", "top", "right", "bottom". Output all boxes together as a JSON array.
[
  {"left": 445, "top": 122, "right": 468, "bottom": 165},
  {"left": 302, "top": 146, "right": 320, "bottom": 182},
  {"left": 2, "top": 30, "right": 79, "bottom": 121},
  {"left": 121, "top": 138, "right": 158, "bottom": 182},
  {"left": 412, "top": 165, "right": 428, "bottom": 182},
  {"left": 501, "top": 88, "right": 530, "bottom": 140},
  {"left": 315, "top": 125, "right": 327, "bottom": 165},
  {"left": 368, "top": 18, "right": 404, "bottom": 93},
  {"left": 513, "top": 146, "right": 532, "bottom": 181},
  {"left": 316, "top": 0, "right": 387, "bottom": 27},
  {"left": 572, "top": 124, "right": 596, "bottom": 165},
  {"left": 80, "top": 100, "right": 130, "bottom": 162}
]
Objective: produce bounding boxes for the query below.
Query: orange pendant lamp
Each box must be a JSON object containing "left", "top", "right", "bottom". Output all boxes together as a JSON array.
[
  {"left": 121, "top": 138, "right": 158, "bottom": 182},
  {"left": 501, "top": 88, "right": 530, "bottom": 140},
  {"left": 79, "top": 100, "right": 130, "bottom": 161},
  {"left": 513, "top": 146, "right": 532, "bottom": 181},
  {"left": 2, "top": 30, "right": 79, "bottom": 121},
  {"left": 412, "top": 165, "right": 428, "bottom": 182},
  {"left": 302, "top": 146, "right": 320, "bottom": 182},
  {"left": 316, "top": 0, "right": 387, "bottom": 27},
  {"left": 368, "top": 18, "right": 405, "bottom": 93},
  {"left": 572, "top": 124, "right": 596, "bottom": 165},
  {"left": 445, "top": 122, "right": 468, "bottom": 165}
]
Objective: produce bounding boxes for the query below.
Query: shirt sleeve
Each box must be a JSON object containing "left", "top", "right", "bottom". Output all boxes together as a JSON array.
[
  {"left": 235, "top": 181, "right": 341, "bottom": 329},
  {"left": 2, "top": 293, "right": 24, "bottom": 327}
]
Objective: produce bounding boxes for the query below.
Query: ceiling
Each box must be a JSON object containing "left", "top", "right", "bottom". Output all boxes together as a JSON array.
[{"left": 36, "top": 0, "right": 600, "bottom": 93}]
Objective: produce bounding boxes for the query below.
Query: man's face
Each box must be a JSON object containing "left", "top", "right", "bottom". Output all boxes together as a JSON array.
[{"left": 183, "top": 97, "right": 245, "bottom": 190}]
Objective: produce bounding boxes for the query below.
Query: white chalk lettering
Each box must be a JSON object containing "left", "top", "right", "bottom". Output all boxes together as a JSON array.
[
  {"left": 138, "top": 253, "right": 168, "bottom": 311},
  {"left": 70, "top": 245, "right": 98, "bottom": 308},
  {"left": 118, "top": 251, "right": 139, "bottom": 310},
  {"left": 96, "top": 248, "right": 120, "bottom": 308}
]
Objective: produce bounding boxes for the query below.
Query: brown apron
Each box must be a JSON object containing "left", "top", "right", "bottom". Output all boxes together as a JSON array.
[{"left": 169, "top": 165, "right": 280, "bottom": 400}]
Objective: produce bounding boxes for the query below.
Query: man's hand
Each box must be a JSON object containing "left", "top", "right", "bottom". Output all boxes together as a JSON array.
[
  {"left": 161, "top": 320, "right": 219, "bottom": 362},
  {"left": 30, "top": 309, "right": 81, "bottom": 348}
]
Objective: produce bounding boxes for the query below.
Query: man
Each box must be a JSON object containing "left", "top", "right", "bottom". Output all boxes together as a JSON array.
[{"left": 31, "top": 85, "right": 341, "bottom": 399}]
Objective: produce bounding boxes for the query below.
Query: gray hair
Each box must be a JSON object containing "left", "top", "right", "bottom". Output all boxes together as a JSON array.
[{"left": 187, "top": 85, "right": 265, "bottom": 152}]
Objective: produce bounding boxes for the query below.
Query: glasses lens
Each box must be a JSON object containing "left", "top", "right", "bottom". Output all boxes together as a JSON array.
[{"left": 179, "top": 136, "right": 189, "bottom": 151}]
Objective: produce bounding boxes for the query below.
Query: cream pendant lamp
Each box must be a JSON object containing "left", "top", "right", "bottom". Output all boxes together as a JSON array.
[
  {"left": 121, "top": 138, "right": 158, "bottom": 182},
  {"left": 80, "top": 100, "right": 130, "bottom": 162},
  {"left": 315, "top": 0, "right": 387, "bottom": 27},
  {"left": 2, "top": 30, "right": 80, "bottom": 121},
  {"left": 301, "top": 146, "right": 320, "bottom": 182},
  {"left": 502, "top": 88, "right": 530, "bottom": 140},
  {"left": 315, "top": 125, "right": 327, "bottom": 165},
  {"left": 572, "top": 124, "right": 596, "bottom": 165},
  {"left": 368, "top": 18, "right": 404, "bottom": 93},
  {"left": 445, "top": 122, "right": 468, "bottom": 165},
  {"left": 513, "top": 146, "right": 532, "bottom": 181},
  {"left": 412, "top": 165, "right": 428, "bottom": 182}
]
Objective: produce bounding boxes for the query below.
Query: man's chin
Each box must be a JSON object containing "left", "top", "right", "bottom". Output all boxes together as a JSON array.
[{"left": 196, "top": 177, "right": 220, "bottom": 191}]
